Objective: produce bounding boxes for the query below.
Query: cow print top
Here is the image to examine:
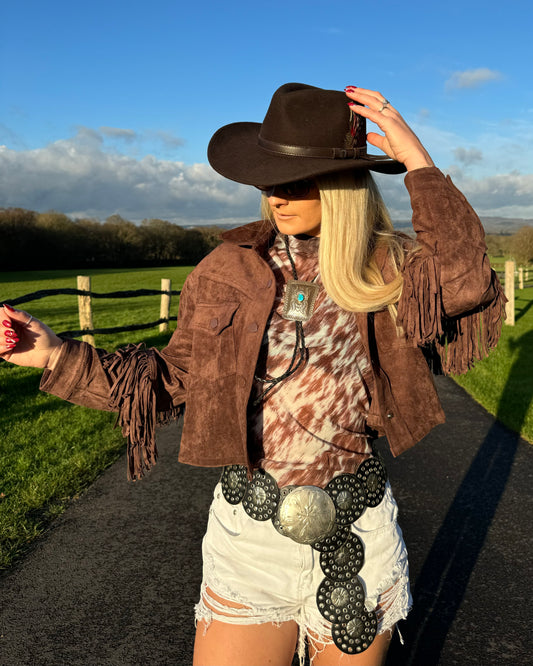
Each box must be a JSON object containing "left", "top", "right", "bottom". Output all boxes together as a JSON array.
[{"left": 248, "top": 233, "right": 374, "bottom": 488}]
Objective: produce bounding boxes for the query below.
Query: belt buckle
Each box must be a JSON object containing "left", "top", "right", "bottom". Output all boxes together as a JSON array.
[{"left": 272, "top": 486, "right": 337, "bottom": 545}]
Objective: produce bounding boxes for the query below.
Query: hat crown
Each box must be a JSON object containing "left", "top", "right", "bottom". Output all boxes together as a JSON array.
[
  {"left": 259, "top": 83, "right": 366, "bottom": 152},
  {"left": 206, "top": 82, "right": 405, "bottom": 186}
]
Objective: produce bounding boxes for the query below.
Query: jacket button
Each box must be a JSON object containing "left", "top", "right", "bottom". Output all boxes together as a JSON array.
[
  {"left": 209, "top": 318, "right": 218, "bottom": 329},
  {"left": 387, "top": 411, "right": 394, "bottom": 419},
  {"left": 248, "top": 322, "right": 259, "bottom": 332}
]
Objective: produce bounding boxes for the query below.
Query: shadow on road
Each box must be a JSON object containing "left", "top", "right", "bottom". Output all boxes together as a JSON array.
[{"left": 387, "top": 329, "right": 533, "bottom": 665}]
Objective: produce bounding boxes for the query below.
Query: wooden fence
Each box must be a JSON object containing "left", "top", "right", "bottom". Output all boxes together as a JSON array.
[
  {"left": 5, "top": 263, "right": 530, "bottom": 338},
  {"left": 6, "top": 276, "right": 181, "bottom": 346},
  {"left": 495, "top": 261, "right": 533, "bottom": 326}
]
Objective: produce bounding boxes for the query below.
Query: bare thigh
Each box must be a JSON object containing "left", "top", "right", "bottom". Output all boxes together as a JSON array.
[{"left": 193, "top": 587, "right": 299, "bottom": 666}]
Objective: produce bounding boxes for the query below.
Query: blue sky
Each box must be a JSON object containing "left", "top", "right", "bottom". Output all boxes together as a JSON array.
[{"left": 1, "top": 0, "right": 532, "bottom": 225}]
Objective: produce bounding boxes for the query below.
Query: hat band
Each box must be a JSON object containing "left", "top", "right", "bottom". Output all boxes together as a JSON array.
[{"left": 258, "top": 135, "right": 368, "bottom": 160}]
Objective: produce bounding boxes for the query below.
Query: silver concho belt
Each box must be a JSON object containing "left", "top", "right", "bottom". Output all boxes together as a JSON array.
[{"left": 220, "top": 458, "right": 388, "bottom": 656}]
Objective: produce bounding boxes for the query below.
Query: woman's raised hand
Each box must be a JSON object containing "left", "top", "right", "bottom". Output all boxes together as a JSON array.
[
  {"left": 1, "top": 305, "right": 63, "bottom": 370},
  {"left": 345, "top": 86, "right": 434, "bottom": 172}
]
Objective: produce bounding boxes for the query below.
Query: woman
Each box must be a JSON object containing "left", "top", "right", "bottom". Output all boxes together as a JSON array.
[{"left": 1, "top": 84, "right": 504, "bottom": 666}]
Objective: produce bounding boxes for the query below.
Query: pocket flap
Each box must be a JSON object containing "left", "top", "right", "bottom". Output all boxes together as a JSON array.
[{"left": 190, "top": 301, "right": 240, "bottom": 335}]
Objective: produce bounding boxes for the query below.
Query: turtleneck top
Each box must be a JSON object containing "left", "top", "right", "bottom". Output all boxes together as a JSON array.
[{"left": 248, "top": 233, "right": 374, "bottom": 488}]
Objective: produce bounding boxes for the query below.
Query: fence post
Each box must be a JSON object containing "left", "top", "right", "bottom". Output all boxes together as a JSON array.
[
  {"left": 77, "top": 276, "right": 95, "bottom": 346},
  {"left": 518, "top": 267, "right": 524, "bottom": 290},
  {"left": 159, "top": 279, "right": 172, "bottom": 332},
  {"left": 504, "top": 260, "right": 515, "bottom": 326}
]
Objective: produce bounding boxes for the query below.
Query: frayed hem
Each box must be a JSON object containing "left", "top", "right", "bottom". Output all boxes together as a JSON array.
[
  {"left": 195, "top": 585, "right": 310, "bottom": 666},
  {"left": 195, "top": 585, "right": 411, "bottom": 666}
]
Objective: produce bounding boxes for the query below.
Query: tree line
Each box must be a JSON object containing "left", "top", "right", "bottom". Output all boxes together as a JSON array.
[
  {"left": 485, "top": 227, "right": 533, "bottom": 265},
  {"left": 2, "top": 206, "right": 532, "bottom": 272},
  {"left": 0, "top": 208, "right": 225, "bottom": 270}
]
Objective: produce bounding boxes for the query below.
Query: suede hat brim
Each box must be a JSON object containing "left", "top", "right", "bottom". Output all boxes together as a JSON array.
[{"left": 207, "top": 83, "right": 406, "bottom": 187}]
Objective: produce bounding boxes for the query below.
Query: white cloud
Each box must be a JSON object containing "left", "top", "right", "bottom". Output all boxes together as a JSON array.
[
  {"left": 151, "top": 130, "right": 185, "bottom": 149},
  {"left": 0, "top": 129, "right": 258, "bottom": 225},
  {"left": 452, "top": 171, "right": 533, "bottom": 217},
  {"left": 452, "top": 147, "right": 483, "bottom": 166},
  {"left": 99, "top": 126, "right": 137, "bottom": 141},
  {"left": 1, "top": 125, "right": 533, "bottom": 226},
  {"left": 376, "top": 169, "right": 533, "bottom": 220},
  {"left": 446, "top": 68, "right": 503, "bottom": 90}
]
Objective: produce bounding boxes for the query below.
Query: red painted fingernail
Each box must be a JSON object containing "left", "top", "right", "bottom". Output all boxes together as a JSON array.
[
  {"left": 2, "top": 304, "right": 15, "bottom": 311},
  {"left": 2, "top": 320, "right": 11, "bottom": 327},
  {"left": 345, "top": 86, "right": 357, "bottom": 91},
  {"left": 5, "top": 331, "right": 16, "bottom": 339}
]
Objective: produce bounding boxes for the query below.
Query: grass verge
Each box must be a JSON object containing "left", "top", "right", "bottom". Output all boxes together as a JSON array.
[
  {"left": 453, "top": 286, "right": 533, "bottom": 443},
  {"left": 0, "top": 267, "right": 192, "bottom": 570}
]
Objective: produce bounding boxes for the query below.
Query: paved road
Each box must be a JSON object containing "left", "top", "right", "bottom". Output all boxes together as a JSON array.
[{"left": 0, "top": 377, "right": 531, "bottom": 665}]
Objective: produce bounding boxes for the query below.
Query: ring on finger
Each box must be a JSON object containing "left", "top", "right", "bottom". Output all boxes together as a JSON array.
[
  {"left": 25, "top": 315, "right": 33, "bottom": 327},
  {"left": 378, "top": 99, "right": 390, "bottom": 112}
]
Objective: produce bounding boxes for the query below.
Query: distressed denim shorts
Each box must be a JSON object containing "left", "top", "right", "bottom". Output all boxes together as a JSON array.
[{"left": 195, "top": 480, "right": 411, "bottom": 665}]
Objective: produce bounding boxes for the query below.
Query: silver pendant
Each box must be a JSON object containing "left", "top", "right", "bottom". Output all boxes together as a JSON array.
[{"left": 282, "top": 280, "right": 320, "bottom": 322}]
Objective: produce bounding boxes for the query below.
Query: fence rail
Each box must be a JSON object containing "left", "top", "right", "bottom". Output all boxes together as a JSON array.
[
  {"left": 4, "top": 262, "right": 530, "bottom": 338},
  {"left": 6, "top": 287, "right": 181, "bottom": 307},
  {"left": 4, "top": 277, "right": 182, "bottom": 345}
]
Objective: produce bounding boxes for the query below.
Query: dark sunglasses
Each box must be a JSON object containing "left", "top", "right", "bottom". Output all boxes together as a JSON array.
[{"left": 256, "top": 179, "right": 315, "bottom": 199}]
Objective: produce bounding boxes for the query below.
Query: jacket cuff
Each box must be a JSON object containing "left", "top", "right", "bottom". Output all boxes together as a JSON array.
[
  {"left": 40, "top": 338, "right": 90, "bottom": 400},
  {"left": 404, "top": 165, "right": 445, "bottom": 191}
]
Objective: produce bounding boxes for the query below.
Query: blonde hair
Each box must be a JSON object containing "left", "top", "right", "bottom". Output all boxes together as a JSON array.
[{"left": 261, "top": 170, "right": 405, "bottom": 317}]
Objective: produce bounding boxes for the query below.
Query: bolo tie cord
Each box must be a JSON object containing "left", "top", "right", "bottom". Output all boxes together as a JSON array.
[{"left": 252, "top": 235, "right": 308, "bottom": 406}]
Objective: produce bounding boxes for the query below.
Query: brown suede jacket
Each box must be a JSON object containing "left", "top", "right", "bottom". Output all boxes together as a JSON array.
[{"left": 40, "top": 167, "right": 505, "bottom": 479}]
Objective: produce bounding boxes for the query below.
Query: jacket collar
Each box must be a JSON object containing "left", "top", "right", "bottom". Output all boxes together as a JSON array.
[{"left": 221, "top": 220, "right": 277, "bottom": 257}]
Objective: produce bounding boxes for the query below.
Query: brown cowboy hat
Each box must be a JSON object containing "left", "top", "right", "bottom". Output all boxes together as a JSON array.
[{"left": 207, "top": 82, "right": 405, "bottom": 187}]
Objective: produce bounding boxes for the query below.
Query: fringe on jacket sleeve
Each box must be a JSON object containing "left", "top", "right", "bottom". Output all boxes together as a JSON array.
[
  {"left": 102, "top": 344, "right": 183, "bottom": 481},
  {"left": 396, "top": 252, "right": 507, "bottom": 376}
]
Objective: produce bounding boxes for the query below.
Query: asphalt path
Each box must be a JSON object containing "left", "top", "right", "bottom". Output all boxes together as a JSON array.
[{"left": 0, "top": 376, "right": 531, "bottom": 665}]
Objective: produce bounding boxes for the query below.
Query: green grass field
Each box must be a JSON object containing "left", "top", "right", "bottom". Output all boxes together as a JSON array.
[
  {"left": 453, "top": 276, "right": 533, "bottom": 444},
  {"left": 1, "top": 264, "right": 531, "bottom": 570},
  {"left": 0, "top": 267, "right": 193, "bottom": 569}
]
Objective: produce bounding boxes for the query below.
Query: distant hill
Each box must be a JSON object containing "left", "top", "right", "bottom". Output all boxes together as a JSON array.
[
  {"left": 187, "top": 217, "right": 533, "bottom": 235},
  {"left": 393, "top": 217, "right": 533, "bottom": 235},
  {"left": 480, "top": 217, "right": 533, "bottom": 233}
]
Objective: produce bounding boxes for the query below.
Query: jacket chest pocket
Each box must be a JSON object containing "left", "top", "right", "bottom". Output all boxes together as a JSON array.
[{"left": 189, "top": 301, "right": 240, "bottom": 379}]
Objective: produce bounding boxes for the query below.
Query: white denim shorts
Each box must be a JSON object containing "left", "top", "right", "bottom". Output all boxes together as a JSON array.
[{"left": 195, "top": 480, "right": 411, "bottom": 665}]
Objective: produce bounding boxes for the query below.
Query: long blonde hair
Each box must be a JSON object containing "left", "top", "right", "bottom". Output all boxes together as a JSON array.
[{"left": 261, "top": 170, "right": 405, "bottom": 317}]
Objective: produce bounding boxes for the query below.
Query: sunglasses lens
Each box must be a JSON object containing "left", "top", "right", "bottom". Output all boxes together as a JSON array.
[
  {"left": 258, "top": 180, "right": 313, "bottom": 198},
  {"left": 284, "top": 180, "right": 312, "bottom": 197}
]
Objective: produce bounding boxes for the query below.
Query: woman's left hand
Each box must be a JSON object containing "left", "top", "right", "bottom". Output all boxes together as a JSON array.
[{"left": 345, "top": 86, "right": 434, "bottom": 172}]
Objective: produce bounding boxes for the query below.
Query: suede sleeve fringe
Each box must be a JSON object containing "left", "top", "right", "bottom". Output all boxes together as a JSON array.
[
  {"left": 102, "top": 344, "right": 181, "bottom": 480},
  {"left": 397, "top": 254, "right": 507, "bottom": 376}
]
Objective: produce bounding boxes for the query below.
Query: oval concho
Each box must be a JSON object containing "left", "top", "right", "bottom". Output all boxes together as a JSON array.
[
  {"left": 320, "top": 532, "right": 364, "bottom": 582},
  {"left": 356, "top": 458, "right": 387, "bottom": 508},
  {"left": 316, "top": 576, "right": 365, "bottom": 624},
  {"left": 242, "top": 469, "right": 280, "bottom": 521},
  {"left": 311, "top": 522, "right": 350, "bottom": 553},
  {"left": 220, "top": 465, "right": 248, "bottom": 505},
  {"left": 331, "top": 608, "right": 378, "bottom": 654},
  {"left": 325, "top": 474, "right": 367, "bottom": 525}
]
